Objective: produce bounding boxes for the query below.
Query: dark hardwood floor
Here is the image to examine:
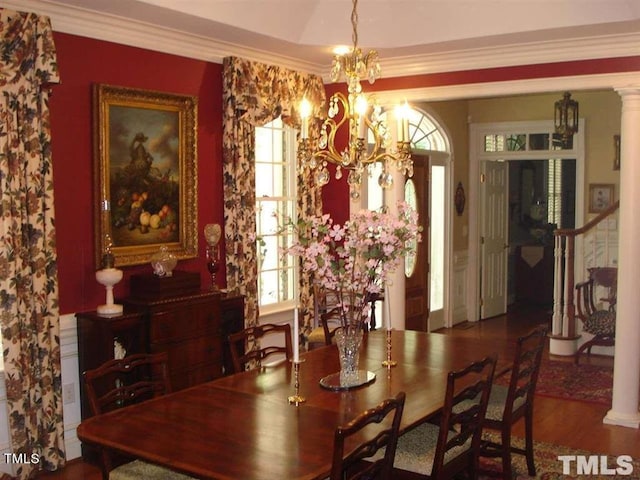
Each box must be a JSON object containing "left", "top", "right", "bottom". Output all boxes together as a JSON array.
[{"left": 38, "top": 303, "right": 639, "bottom": 479}]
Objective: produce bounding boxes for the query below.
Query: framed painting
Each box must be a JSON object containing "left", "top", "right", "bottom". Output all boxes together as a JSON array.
[
  {"left": 93, "top": 84, "right": 198, "bottom": 268},
  {"left": 588, "top": 183, "right": 614, "bottom": 214}
]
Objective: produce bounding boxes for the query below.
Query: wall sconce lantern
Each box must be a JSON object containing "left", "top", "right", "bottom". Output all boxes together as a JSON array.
[{"left": 554, "top": 92, "right": 579, "bottom": 144}]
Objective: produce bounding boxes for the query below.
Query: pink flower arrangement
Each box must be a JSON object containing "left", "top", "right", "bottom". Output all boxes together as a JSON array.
[{"left": 284, "top": 202, "right": 421, "bottom": 328}]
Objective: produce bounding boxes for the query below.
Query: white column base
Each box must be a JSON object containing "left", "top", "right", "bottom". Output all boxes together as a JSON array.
[
  {"left": 549, "top": 337, "right": 578, "bottom": 356},
  {"left": 603, "top": 409, "right": 640, "bottom": 429}
]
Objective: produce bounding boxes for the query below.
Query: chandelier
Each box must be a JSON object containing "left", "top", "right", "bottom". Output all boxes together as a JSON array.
[
  {"left": 298, "top": 0, "right": 413, "bottom": 200},
  {"left": 554, "top": 92, "right": 579, "bottom": 144}
]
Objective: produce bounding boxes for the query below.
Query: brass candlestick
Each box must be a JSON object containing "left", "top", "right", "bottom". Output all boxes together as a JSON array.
[
  {"left": 288, "top": 360, "right": 306, "bottom": 405},
  {"left": 381, "top": 329, "right": 397, "bottom": 368}
]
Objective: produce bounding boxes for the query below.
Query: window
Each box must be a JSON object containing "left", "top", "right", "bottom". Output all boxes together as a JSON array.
[
  {"left": 255, "top": 117, "right": 297, "bottom": 310},
  {"left": 484, "top": 132, "right": 573, "bottom": 153}
]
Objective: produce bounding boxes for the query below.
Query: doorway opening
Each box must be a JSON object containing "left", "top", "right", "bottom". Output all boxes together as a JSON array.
[
  {"left": 472, "top": 120, "right": 585, "bottom": 320},
  {"left": 507, "top": 159, "right": 576, "bottom": 308}
]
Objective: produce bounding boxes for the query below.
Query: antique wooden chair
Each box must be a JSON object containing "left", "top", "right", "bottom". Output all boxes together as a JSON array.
[
  {"left": 83, "top": 352, "right": 192, "bottom": 480},
  {"left": 228, "top": 323, "right": 293, "bottom": 372},
  {"left": 308, "top": 306, "right": 343, "bottom": 347},
  {"left": 478, "top": 325, "right": 548, "bottom": 479},
  {"left": 575, "top": 267, "right": 617, "bottom": 364},
  {"left": 308, "top": 285, "right": 340, "bottom": 349},
  {"left": 389, "top": 356, "right": 496, "bottom": 479},
  {"left": 330, "top": 392, "right": 406, "bottom": 480}
]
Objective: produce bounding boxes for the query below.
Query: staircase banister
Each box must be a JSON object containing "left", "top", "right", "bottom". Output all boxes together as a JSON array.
[{"left": 554, "top": 200, "right": 620, "bottom": 237}]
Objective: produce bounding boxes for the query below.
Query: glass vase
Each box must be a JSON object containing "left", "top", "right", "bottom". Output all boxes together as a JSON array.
[{"left": 335, "top": 326, "right": 364, "bottom": 386}]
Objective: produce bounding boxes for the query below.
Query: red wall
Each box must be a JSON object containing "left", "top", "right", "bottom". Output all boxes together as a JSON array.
[{"left": 50, "top": 33, "right": 223, "bottom": 314}]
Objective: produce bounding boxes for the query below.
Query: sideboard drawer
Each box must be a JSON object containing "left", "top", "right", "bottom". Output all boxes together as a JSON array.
[
  {"left": 170, "top": 362, "right": 223, "bottom": 391},
  {"left": 150, "top": 303, "right": 219, "bottom": 343},
  {"left": 154, "top": 334, "right": 223, "bottom": 372}
]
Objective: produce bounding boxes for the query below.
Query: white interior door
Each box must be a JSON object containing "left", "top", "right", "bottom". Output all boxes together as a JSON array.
[{"left": 480, "top": 160, "right": 508, "bottom": 318}]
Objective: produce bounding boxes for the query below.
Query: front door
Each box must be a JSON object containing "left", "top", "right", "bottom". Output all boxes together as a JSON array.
[
  {"left": 405, "top": 155, "right": 429, "bottom": 331},
  {"left": 480, "top": 160, "right": 508, "bottom": 318}
]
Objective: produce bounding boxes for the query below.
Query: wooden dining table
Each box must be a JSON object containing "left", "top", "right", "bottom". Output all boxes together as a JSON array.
[{"left": 76, "top": 329, "right": 514, "bottom": 480}]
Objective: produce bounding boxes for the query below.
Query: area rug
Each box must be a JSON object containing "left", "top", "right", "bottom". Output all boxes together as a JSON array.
[
  {"left": 496, "top": 359, "right": 613, "bottom": 406},
  {"left": 479, "top": 433, "right": 640, "bottom": 479}
]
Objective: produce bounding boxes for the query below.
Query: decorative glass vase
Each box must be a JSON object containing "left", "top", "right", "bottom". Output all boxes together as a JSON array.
[
  {"left": 335, "top": 325, "right": 364, "bottom": 386},
  {"left": 150, "top": 245, "right": 177, "bottom": 277}
]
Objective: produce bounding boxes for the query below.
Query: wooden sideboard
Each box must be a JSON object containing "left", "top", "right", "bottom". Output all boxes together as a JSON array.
[{"left": 77, "top": 291, "right": 245, "bottom": 422}]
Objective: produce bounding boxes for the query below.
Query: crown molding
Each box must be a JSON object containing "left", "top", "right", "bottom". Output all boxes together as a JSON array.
[
  {"left": 4, "top": 0, "right": 640, "bottom": 80},
  {"left": 379, "top": 31, "right": 640, "bottom": 79},
  {"left": 3, "top": 0, "right": 323, "bottom": 74},
  {"left": 374, "top": 72, "right": 640, "bottom": 105}
]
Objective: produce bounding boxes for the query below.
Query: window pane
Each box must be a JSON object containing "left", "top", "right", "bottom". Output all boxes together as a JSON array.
[
  {"left": 255, "top": 163, "right": 274, "bottom": 197},
  {"left": 260, "top": 235, "right": 279, "bottom": 270},
  {"left": 484, "top": 134, "right": 504, "bottom": 152},
  {"left": 259, "top": 270, "right": 278, "bottom": 306},
  {"left": 529, "top": 133, "right": 549, "bottom": 150},
  {"left": 255, "top": 128, "right": 271, "bottom": 162},
  {"left": 271, "top": 161, "right": 285, "bottom": 197},
  {"left": 552, "top": 133, "right": 573, "bottom": 150},
  {"left": 506, "top": 134, "right": 525, "bottom": 151},
  {"left": 430, "top": 166, "right": 445, "bottom": 310},
  {"left": 404, "top": 179, "right": 417, "bottom": 277},
  {"left": 273, "top": 128, "right": 283, "bottom": 158},
  {"left": 256, "top": 200, "right": 279, "bottom": 236}
]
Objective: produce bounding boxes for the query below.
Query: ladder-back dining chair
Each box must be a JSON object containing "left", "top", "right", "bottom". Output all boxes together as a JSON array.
[
  {"left": 479, "top": 324, "right": 548, "bottom": 479},
  {"left": 330, "top": 392, "right": 406, "bottom": 480},
  {"left": 389, "top": 356, "right": 497, "bottom": 479},
  {"left": 228, "top": 323, "right": 293, "bottom": 372},
  {"left": 83, "top": 352, "right": 193, "bottom": 480}
]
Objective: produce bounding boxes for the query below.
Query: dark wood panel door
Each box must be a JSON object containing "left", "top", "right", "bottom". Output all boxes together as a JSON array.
[{"left": 405, "top": 155, "right": 429, "bottom": 331}]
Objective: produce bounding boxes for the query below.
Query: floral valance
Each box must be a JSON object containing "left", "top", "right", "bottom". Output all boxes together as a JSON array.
[
  {"left": 0, "top": 9, "right": 59, "bottom": 90},
  {"left": 223, "top": 56, "right": 325, "bottom": 127}
]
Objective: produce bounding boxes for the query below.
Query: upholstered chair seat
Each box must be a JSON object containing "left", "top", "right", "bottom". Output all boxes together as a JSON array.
[
  {"left": 483, "top": 384, "right": 527, "bottom": 421},
  {"left": 307, "top": 325, "right": 337, "bottom": 346},
  {"left": 583, "top": 310, "right": 615, "bottom": 336},
  {"left": 386, "top": 422, "right": 472, "bottom": 476},
  {"left": 110, "top": 460, "right": 193, "bottom": 480}
]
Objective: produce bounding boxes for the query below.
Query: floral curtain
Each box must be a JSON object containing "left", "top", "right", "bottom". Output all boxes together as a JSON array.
[
  {"left": 222, "top": 56, "right": 325, "bottom": 343},
  {"left": 0, "top": 9, "right": 65, "bottom": 478}
]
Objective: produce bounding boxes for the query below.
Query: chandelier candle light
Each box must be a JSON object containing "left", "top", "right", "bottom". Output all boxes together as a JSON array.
[{"left": 298, "top": 0, "right": 413, "bottom": 200}]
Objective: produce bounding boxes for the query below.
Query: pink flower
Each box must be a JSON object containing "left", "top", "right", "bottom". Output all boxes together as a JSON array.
[{"left": 282, "top": 202, "right": 421, "bottom": 328}]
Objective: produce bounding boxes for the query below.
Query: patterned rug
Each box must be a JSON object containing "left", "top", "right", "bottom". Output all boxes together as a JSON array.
[
  {"left": 479, "top": 433, "right": 640, "bottom": 479},
  {"left": 496, "top": 359, "right": 613, "bottom": 406}
]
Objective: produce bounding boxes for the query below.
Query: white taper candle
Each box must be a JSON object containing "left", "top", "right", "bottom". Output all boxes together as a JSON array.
[
  {"left": 293, "top": 307, "right": 300, "bottom": 362},
  {"left": 385, "top": 286, "right": 392, "bottom": 330}
]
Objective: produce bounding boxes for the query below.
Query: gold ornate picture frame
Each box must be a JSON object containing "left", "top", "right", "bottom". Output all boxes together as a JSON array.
[{"left": 93, "top": 84, "right": 198, "bottom": 267}]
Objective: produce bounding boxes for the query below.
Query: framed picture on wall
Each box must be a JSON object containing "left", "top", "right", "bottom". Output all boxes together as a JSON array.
[
  {"left": 93, "top": 84, "right": 198, "bottom": 268},
  {"left": 588, "top": 183, "right": 614, "bottom": 214}
]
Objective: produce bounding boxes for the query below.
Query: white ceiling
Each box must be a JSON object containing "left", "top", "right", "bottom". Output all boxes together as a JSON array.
[{"left": 7, "top": 0, "right": 640, "bottom": 79}]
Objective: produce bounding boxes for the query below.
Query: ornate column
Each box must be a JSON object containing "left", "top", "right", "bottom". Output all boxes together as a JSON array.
[{"left": 604, "top": 87, "right": 640, "bottom": 428}]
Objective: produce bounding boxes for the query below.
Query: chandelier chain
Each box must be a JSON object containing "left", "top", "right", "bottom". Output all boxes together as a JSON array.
[{"left": 351, "top": 0, "right": 359, "bottom": 51}]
